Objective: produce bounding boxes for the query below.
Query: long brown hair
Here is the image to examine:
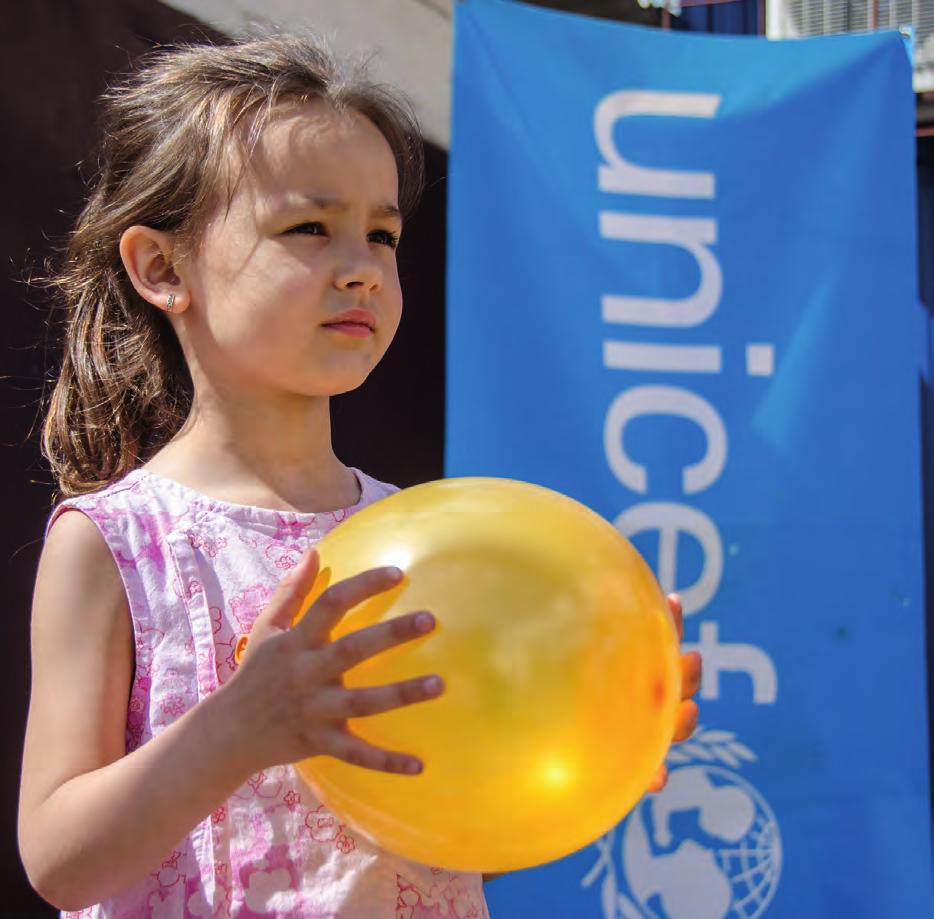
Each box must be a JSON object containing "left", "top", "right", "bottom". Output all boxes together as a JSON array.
[{"left": 42, "top": 34, "right": 425, "bottom": 498}]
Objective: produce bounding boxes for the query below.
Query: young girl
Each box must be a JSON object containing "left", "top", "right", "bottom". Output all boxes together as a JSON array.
[{"left": 18, "top": 34, "right": 700, "bottom": 918}]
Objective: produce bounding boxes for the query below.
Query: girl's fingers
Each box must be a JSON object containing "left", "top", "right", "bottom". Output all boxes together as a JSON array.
[
  {"left": 673, "top": 699, "right": 699, "bottom": 743},
  {"left": 297, "top": 566, "right": 405, "bottom": 647},
  {"left": 667, "top": 593, "right": 683, "bottom": 641},
  {"left": 321, "top": 611, "right": 436, "bottom": 679},
  {"left": 328, "top": 731, "right": 424, "bottom": 776},
  {"left": 647, "top": 763, "right": 669, "bottom": 794},
  {"left": 647, "top": 662, "right": 700, "bottom": 795},
  {"left": 243, "top": 548, "right": 320, "bottom": 657},
  {"left": 319, "top": 674, "right": 444, "bottom": 720},
  {"left": 681, "top": 650, "right": 702, "bottom": 700}
]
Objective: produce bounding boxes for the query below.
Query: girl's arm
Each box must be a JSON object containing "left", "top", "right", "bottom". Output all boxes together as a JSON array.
[
  {"left": 19, "top": 513, "right": 441, "bottom": 910},
  {"left": 18, "top": 511, "right": 252, "bottom": 908}
]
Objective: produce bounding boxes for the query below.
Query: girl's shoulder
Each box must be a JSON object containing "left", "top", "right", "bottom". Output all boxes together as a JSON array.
[
  {"left": 353, "top": 467, "right": 400, "bottom": 502},
  {"left": 46, "top": 468, "right": 189, "bottom": 538}
]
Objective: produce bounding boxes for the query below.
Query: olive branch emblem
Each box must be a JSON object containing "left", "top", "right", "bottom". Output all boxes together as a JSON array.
[{"left": 664, "top": 727, "right": 756, "bottom": 769}]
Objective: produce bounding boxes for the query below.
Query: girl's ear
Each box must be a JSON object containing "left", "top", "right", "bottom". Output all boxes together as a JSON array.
[{"left": 119, "top": 226, "right": 190, "bottom": 314}]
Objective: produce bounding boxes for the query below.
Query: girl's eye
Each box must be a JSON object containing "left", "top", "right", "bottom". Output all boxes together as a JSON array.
[
  {"left": 369, "top": 229, "right": 400, "bottom": 249},
  {"left": 286, "top": 221, "right": 326, "bottom": 236}
]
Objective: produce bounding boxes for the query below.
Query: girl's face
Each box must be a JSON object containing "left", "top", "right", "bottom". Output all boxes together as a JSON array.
[{"left": 178, "top": 99, "right": 404, "bottom": 401}]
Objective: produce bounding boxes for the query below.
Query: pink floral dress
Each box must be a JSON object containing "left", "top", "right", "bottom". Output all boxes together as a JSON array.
[{"left": 48, "top": 467, "right": 489, "bottom": 919}]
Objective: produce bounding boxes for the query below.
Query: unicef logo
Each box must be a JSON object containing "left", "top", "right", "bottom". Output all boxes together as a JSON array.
[{"left": 583, "top": 728, "right": 782, "bottom": 919}]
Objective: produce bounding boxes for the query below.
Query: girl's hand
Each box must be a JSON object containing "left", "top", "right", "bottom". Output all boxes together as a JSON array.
[
  {"left": 647, "top": 593, "right": 702, "bottom": 793},
  {"left": 217, "top": 548, "right": 442, "bottom": 777}
]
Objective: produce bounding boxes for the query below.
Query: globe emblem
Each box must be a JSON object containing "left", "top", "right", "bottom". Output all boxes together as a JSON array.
[{"left": 619, "top": 765, "right": 782, "bottom": 919}]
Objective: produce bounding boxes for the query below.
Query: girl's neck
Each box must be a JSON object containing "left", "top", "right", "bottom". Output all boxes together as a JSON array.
[{"left": 143, "top": 394, "right": 360, "bottom": 515}]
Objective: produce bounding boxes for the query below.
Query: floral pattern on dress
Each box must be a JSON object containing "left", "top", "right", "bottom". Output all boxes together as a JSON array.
[
  {"left": 396, "top": 871, "right": 488, "bottom": 919},
  {"left": 48, "top": 468, "right": 489, "bottom": 919}
]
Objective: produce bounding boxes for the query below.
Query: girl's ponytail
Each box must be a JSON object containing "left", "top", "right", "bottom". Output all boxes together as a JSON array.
[{"left": 43, "top": 216, "right": 191, "bottom": 497}]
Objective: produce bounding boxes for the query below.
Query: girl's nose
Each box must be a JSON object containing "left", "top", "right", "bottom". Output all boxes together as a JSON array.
[{"left": 333, "top": 248, "right": 383, "bottom": 293}]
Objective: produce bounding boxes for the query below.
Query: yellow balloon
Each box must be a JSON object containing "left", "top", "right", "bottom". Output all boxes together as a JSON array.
[{"left": 294, "top": 478, "right": 680, "bottom": 872}]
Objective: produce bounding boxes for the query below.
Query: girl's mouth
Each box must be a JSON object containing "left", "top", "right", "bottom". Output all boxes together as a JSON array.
[
  {"left": 323, "top": 321, "right": 374, "bottom": 338},
  {"left": 322, "top": 308, "right": 376, "bottom": 337}
]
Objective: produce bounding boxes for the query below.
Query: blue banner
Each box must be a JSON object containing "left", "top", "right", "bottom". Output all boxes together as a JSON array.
[{"left": 446, "top": 1, "right": 931, "bottom": 916}]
